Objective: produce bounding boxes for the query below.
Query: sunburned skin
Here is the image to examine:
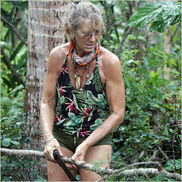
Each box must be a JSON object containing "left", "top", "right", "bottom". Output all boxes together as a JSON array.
[
  {"left": 67, "top": 53, "right": 97, "bottom": 89},
  {"left": 44, "top": 43, "right": 121, "bottom": 95}
]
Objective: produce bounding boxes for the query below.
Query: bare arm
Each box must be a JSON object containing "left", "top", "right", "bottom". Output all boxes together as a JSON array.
[
  {"left": 40, "top": 46, "right": 65, "bottom": 160},
  {"left": 72, "top": 53, "right": 125, "bottom": 161}
]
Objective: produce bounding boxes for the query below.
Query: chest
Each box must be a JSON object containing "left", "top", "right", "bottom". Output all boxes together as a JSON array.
[{"left": 62, "top": 57, "right": 106, "bottom": 90}]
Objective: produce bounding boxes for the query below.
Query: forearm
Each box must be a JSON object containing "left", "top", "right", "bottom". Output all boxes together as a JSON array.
[
  {"left": 83, "top": 112, "right": 124, "bottom": 148},
  {"left": 40, "top": 102, "right": 55, "bottom": 141}
]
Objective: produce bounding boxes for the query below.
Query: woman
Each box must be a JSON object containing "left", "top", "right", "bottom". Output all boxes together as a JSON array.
[{"left": 40, "top": 2, "right": 125, "bottom": 181}]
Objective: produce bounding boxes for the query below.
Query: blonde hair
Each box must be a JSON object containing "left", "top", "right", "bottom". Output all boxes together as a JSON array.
[{"left": 63, "top": 2, "right": 104, "bottom": 39}]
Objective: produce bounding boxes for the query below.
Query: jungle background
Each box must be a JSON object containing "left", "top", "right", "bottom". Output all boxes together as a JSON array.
[{"left": 1, "top": 0, "right": 181, "bottom": 181}]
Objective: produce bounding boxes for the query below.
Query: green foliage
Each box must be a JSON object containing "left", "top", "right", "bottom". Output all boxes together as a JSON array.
[
  {"left": 128, "top": 1, "right": 181, "bottom": 32},
  {"left": 1, "top": 1, "right": 181, "bottom": 181},
  {"left": 93, "top": 1, "right": 181, "bottom": 181},
  {"left": 164, "top": 159, "right": 181, "bottom": 172},
  {"left": 1, "top": 82, "right": 45, "bottom": 181},
  {"left": 1, "top": 1, "right": 46, "bottom": 181},
  {"left": 110, "top": 45, "right": 181, "bottom": 180},
  {"left": 1, "top": 1, "right": 27, "bottom": 90}
]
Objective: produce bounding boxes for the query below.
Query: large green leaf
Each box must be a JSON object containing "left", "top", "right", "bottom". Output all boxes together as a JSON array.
[
  {"left": 87, "top": 91, "right": 106, "bottom": 108},
  {"left": 90, "top": 119, "right": 103, "bottom": 131},
  {"left": 128, "top": 1, "right": 181, "bottom": 32},
  {"left": 1, "top": 2, "right": 13, "bottom": 13},
  {"left": 66, "top": 112, "right": 85, "bottom": 127},
  {"left": 2, "top": 138, "right": 11, "bottom": 147},
  {"left": 92, "top": 66, "right": 102, "bottom": 92}
]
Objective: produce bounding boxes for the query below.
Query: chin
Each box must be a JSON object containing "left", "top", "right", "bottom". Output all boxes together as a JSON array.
[
  {"left": 84, "top": 47, "right": 95, "bottom": 53},
  {"left": 85, "top": 49, "right": 93, "bottom": 53}
]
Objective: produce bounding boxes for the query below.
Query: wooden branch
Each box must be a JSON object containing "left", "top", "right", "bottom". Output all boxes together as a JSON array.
[
  {"left": 124, "top": 161, "right": 162, "bottom": 171},
  {"left": 0, "top": 148, "right": 115, "bottom": 175},
  {"left": 162, "top": 170, "right": 182, "bottom": 181},
  {"left": 1, "top": 148, "right": 44, "bottom": 157},
  {"left": 118, "top": 1, "right": 141, "bottom": 53},
  {"left": 118, "top": 168, "right": 181, "bottom": 180},
  {"left": 1, "top": 47, "right": 25, "bottom": 87},
  {"left": 171, "top": 23, "right": 180, "bottom": 47},
  {"left": 1, "top": 16, "right": 27, "bottom": 46},
  {"left": 1, "top": 148, "right": 181, "bottom": 181},
  {"left": 126, "top": 1, "right": 133, "bottom": 21},
  {"left": 118, "top": 26, "right": 133, "bottom": 52},
  {"left": 103, "top": 1, "right": 110, "bottom": 42}
]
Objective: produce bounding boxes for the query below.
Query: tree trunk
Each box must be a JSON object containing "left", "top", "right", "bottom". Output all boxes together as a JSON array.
[{"left": 24, "top": 0, "right": 69, "bottom": 179}]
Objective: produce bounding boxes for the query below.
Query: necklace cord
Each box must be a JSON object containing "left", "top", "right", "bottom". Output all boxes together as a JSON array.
[{"left": 68, "top": 41, "right": 99, "bottom": 90}]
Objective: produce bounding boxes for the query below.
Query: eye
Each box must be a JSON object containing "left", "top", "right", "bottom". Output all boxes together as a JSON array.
[
  {"left": 95, "top": 30, "right": 100, "bottom": 35},
  {"left": 82, "top": 32, "right": 90, "bottom": 37}
]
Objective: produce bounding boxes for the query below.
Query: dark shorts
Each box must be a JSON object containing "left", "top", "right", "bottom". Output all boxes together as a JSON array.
[{"left": 53, "top": 126, "right": 113, "bottom": 153}]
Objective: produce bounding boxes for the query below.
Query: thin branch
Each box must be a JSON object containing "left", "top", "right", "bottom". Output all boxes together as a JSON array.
[
  {"left": 172, "top": 94, "right": 178, "bottom": 172},
  {"left": 1, "top": 47, "right": 25, "bottom": 87},
  {"left": 98, "top": 168, "right": 160, "bottom": 182},
  {"left": 98, "top": 168, "right": 182, "bottom": 182},
  {"left": 172, "top": 23, "right": 181, "bottom": 43},
  {"left": 98, "top": 161, "right": 163, "bottom": 181},
  {"left": 1, "top": 148, "right": 181, "bottom": 181},
  {"left": 158, "top": 146, "right": 170, "bottom": 161},
  {"left": 1, "top": 16, "right": 27, "bottom": 46},
  {"left": 103, "top": 1, "right": 110, "bottom": 42},
  {"left": 124, "top": 161, "right": 162, "bottom": 171},
  {"left": 118, "top": 168, "right": 160, "bottom": 177},
  {"left": 117, "top": 1, "right": 141, "bottom": 53},
  {"left": 10, "top": 41, "right": 24, "bottom": 61},
  {"left": 118, "top": 26, "right": 133, "bottom": 52},
  {"left": 162, "top": 170, "right": 182, "bottom": 181},
  {"left": 126, "top": 1, "right": 133, "bottom": 21},
  {"left": 158, "top": 146, "right": 175, "bottom": 169}
]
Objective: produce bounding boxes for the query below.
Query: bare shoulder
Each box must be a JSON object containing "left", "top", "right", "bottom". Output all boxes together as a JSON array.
[
  {"left": 47, "top": 42, "right": 69, "bottom": 73},
  {"left": 100, "top": 47, "right": 120, "bottom": 66},
  {"left": 99, "top": 47, "right": 121, "bottom": 75}
]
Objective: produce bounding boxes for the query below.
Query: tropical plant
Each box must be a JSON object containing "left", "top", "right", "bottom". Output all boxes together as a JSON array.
[
  {"left": 1, "top": 1, "right": 181, "bottom": 181},
  {"left": 128, "top": 1, "right": 181, "bottom": 32}
]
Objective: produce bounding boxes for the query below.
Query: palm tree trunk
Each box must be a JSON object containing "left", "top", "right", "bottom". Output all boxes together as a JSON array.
[{"left": 24, "top": 0, "right": 69, "bottom": 179}]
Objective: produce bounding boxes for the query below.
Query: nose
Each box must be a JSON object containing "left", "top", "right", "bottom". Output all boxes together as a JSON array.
[{"left": 89, "top": 34, "right": 96, "bottom": 42}]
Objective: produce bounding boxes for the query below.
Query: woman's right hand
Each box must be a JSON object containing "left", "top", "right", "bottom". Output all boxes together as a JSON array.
[
  {"left": 44, "top": 137, "right": 63, "bottom": 162},
  {"left": 44, "top": 137, "right": 76, "bottom": 170}
]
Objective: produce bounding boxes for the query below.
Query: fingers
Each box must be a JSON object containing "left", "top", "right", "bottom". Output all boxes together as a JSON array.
[
  {"left": 71, "top": 144, "right": 87, "bottom": 162},
  {"left": 57, "top": 148, "right": 63, "bottom": 157},
  {"left": 71, "top": 153, "right": 83, "bottom": 161},
  {"left": 66, "top": 163, "right": 77, "bottom": 170},
  {"left": 44, "top": 148, "right": 56, "bottom": 162},
  {"left": 44, "top": 138, "right": 63, "bottom": 162}
]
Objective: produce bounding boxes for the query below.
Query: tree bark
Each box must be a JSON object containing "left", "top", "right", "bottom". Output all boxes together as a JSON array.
[{"left": 24, "top": 0, "right": 69, "bottom": 179}]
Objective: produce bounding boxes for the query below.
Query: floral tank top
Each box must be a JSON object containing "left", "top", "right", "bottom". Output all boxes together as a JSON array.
[{"left": 54, "top": 55, "right": 110, "bottom": 137}]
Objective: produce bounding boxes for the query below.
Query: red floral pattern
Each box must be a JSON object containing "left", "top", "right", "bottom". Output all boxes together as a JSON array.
[
  {"left": 58, "top": 86, "right": 66, "bottom": 95},
  {"left": 61, "top": 65, "right": 68, "bottom": 74},
  {"left": 54, "top": 56, "right": 110, "bottom": 137},
  {"left": 66, "top": 102, "right": 77, "bottom": 113}
]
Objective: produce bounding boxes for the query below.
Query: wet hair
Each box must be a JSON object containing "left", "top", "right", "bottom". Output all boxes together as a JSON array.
[{"left": 63, "top": 1, "right": 104, "bottom": 39}]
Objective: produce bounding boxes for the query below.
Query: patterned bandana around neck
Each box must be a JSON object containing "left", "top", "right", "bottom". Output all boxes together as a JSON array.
[{"left": 68, "top": 41, "right": 100, "bottom": 66}]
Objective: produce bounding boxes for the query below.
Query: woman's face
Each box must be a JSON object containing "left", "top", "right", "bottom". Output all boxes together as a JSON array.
[{"left": 73, "top": 19, "right": 101, "bottom": 56}]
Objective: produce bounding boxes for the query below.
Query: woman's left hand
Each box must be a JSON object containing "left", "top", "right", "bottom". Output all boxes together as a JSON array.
[{"left": 71, "top": 143, "right": 88, "bottom": 161}]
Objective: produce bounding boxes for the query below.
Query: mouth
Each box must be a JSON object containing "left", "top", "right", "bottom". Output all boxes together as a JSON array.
[{"left": 85, "top": 44, "right": 95, "bottom": 49}]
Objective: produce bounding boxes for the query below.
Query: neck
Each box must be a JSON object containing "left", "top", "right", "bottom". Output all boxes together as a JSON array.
[
  {"left": 75, "top": 45, "right": 89, "bottom": 57},
  {"left": 75, "top": 47, "right": 85, "bottom": 57}
]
